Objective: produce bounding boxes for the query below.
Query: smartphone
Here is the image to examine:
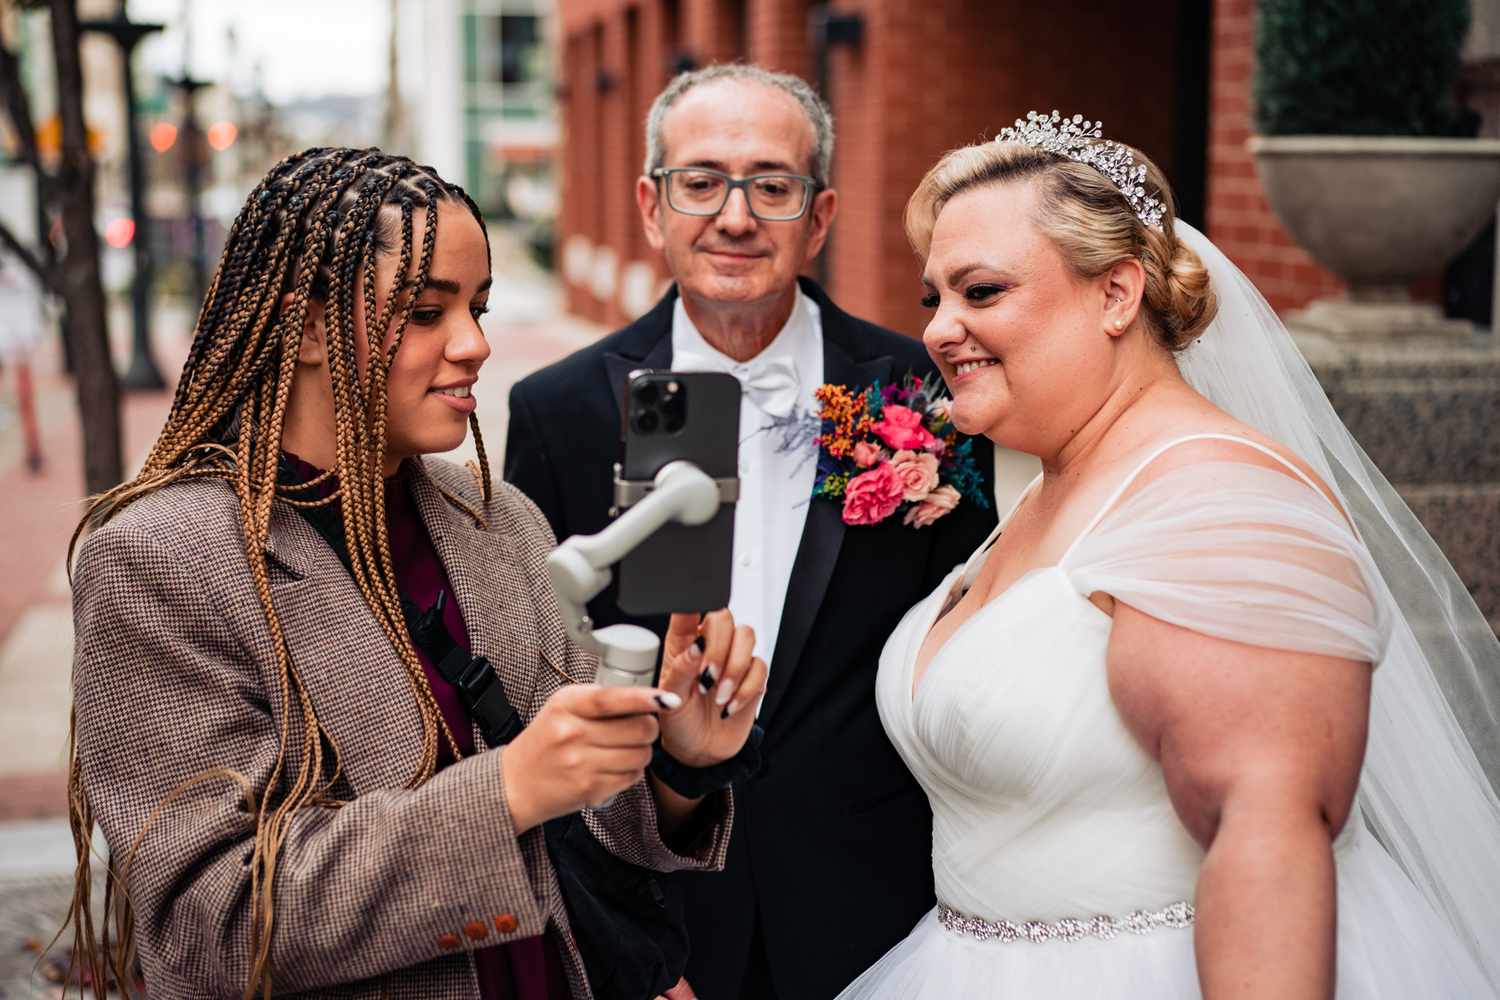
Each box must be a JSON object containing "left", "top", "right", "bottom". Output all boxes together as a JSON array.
[{"left": 615, "top": 370, "right": 740, "bottom": 616}]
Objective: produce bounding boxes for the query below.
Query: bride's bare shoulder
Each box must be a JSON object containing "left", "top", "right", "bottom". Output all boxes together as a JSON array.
[{"left": 1119, "top": 410, "right": 1345, "bottom": 516}]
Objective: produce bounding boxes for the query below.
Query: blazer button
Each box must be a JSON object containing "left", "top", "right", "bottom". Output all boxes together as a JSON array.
[
  {"left": 436, "top": 931, "right": 462, "bottom": 951},
  {"left": 493, "top": 913, "right": 519, "bottom": 934},
  {"left": 464, "top": 919, "right": 490, "bottom": 942}
]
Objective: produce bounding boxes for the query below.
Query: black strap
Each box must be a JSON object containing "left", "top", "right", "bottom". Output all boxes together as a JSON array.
[{"left": 284, "top": 468, "right": 522, "bottom": 747}]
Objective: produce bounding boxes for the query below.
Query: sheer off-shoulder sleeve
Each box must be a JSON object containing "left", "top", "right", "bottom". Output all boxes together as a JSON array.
[{"left": 1062, "top": 459, "right": 1389, "bottom": 664}]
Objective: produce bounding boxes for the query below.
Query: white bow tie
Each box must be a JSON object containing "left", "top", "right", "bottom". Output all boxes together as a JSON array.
[{"left": 674, "top": 347, "right": 801, "bottom": 419}]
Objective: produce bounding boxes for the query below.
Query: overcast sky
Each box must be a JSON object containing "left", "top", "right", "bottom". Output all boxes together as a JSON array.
[{"left": 130, "top": 0, "right": 390, "bottom": 103}]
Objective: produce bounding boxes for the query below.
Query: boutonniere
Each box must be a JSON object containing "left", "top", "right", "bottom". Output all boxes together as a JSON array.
[{"left": 811, "top": 373, "right": 991, "bottom": 527}]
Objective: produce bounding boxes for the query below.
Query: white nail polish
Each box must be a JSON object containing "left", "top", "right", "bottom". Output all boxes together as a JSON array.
[
  {"left": 656, "top": 691, "right": 682, "bottom": 710},
  {"left": 715, "top": 679, "right": 734, "bottom": 706}
]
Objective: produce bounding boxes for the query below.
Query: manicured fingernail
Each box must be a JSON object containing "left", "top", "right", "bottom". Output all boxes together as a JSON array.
[
  {"left": 693, "top": 635, "right": 706, "bottom": 652},
  {"left": 714, "top": 679, "right": 735, "bottom": 706},
  {"left": 726, "top": 699, "right": 743, "bottom": 717},
  {"left": 685, "top": 643, "right": 703, "bottom": 662},
  {"left": 698, "top": 666, "right": 716, "bottom": 691},
  {"left": 720, "top": 705, "right": 730, "bottom": 720},
  {"left": 655, "top": 692, "right": 682, "bottom": 710}
]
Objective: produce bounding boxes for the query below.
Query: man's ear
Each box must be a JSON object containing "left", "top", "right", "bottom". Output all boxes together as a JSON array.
[
  {"left": 637, "top": 175, "right": 666, "bottom": 253},
  {"left": 280, "top": 292, "right": 328, "bottom": 366},
  {"left": 803, "top": 187, "right": 839, "bottom": 264}
]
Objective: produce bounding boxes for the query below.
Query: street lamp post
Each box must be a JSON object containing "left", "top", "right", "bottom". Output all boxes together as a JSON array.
[
  {"left": 81, "top": 5, "right": 166, "bottom": 391},
  {"left": 166, "top": 72, "right": 210, "bottom": 314}
]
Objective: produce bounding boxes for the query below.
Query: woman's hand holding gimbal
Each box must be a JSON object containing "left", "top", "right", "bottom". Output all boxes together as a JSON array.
[{"left": 502, "top": 683, "right": 681, "bottom": 834}]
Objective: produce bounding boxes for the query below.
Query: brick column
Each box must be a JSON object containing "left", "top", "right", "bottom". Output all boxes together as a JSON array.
[
  {"left": 1205, "top": 0, "right": 1342, "bottom": 311},
  {"left": 827, "top": 0, "right": 1199, "bottom": 336},
  {"left": 559, "top": 28, "right": 597, "bottom": 319},
  {"left": 747, "top": 0, "right": 810, "bottom": 79},
  {"left": 623, "top": 2, "right": 674, "bottom": 316},
  {"left": 682, "top": 0, "right": 744, "bottom": 66},
  {"left": 596, "top": 10, "right": 633, "bottom": 326}
]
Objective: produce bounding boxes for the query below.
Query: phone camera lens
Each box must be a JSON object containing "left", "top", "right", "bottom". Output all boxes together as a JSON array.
[
  {"left": 633, "top": 382, "right": 660, "bottom": 407},
  {"left": 634, "top": 410, "right": 660, "bottom": 434},
  {"left": 661, "top": 394, "right": 687, "bottom": 433}
]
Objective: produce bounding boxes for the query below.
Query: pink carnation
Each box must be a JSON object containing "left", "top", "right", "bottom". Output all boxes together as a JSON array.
[
  {"left": 890, "top": 449, "right": 940, "bottom": 502},
  {"left": 872, "top": 404, "right": 938, "bottom": 452},
  {"left": 842, "top": 463, "right": 904, "bottom": 526},
  {"left": 851, "top": 440, "right": 883, "bottom": 469},
  {"left": 902, "top": 484, "right": 961, "bottom": 528}
]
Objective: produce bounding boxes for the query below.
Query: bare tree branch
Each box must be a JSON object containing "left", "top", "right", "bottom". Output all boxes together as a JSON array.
[
  {"left": 0, "top": 10, "right": 59, "bottom": 283},
  {"left": 0, "top": 215, "right": 59, "bottom": 292},
  {"left": 0, "top": 25, "right": 47, "bottom": 186}
]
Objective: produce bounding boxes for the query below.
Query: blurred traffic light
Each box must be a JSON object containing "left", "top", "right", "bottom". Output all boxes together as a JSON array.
[
  {"left": 104, "top": 217, "right": 136, "bottom": 249},
  {"left": 148, "top": 120, "right": 177, "bottom": 152},
  {"left": 206, "top": 120, "right": 237, "bottom": 151}
]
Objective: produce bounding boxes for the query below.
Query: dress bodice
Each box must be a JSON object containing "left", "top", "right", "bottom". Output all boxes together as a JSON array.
[
  {"left": 875, "top": 433, "right": 1385, "bottom": 924},
  {"left": 878, "top": 561, "right": 1204, "bottom": 921}
]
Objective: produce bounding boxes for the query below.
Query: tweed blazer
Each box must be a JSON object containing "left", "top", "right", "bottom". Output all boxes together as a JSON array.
[{"left": 70, "top": 457, "right": 732, "bottom": 999}]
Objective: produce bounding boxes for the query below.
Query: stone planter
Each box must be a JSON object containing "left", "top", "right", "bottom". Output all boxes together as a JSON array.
[{"left": 1249, "top": 135, "right": 1500, "bottom": 336}]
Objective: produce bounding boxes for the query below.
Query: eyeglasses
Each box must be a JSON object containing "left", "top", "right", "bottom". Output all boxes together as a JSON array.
[{"left": 651, "top": 167, "right": 820, "bottom": 222}]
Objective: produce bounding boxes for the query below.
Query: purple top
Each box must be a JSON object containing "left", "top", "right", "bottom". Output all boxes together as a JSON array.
[{"left": 284, "top": 454, "right": 570, "bottom": 1000}]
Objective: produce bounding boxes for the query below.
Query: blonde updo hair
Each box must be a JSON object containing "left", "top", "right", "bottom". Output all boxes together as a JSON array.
[{"left": 905, "top": 139, "right": 1217, "bottom": 351}]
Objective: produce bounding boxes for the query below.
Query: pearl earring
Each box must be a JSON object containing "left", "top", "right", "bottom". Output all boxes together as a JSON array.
[{"left": 1113, "top": 319, "right": 1125, "bottom": 330}]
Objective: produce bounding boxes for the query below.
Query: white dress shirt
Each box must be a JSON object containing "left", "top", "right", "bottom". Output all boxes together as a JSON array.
[{"left": 671, "top": 290, "right": 824, "bottom": 677}]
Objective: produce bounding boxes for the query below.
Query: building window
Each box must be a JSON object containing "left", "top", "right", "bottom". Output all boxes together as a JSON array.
[{"left": 499, "top": 14, "right": 542, "bottom": 85}]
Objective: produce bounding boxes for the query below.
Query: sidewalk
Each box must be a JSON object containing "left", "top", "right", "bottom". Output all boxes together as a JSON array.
[{"left": 0, "top": 230, "right": 602, "bottom": 994}]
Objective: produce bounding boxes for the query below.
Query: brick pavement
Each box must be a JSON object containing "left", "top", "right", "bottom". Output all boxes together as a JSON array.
[{"left": 0, "top": 236, "right": 602, "bottom": 995}]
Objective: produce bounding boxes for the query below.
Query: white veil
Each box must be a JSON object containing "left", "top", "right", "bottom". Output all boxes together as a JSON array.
[{"left": 1173, "top": 221, "right": 1500, "bottom": 988}]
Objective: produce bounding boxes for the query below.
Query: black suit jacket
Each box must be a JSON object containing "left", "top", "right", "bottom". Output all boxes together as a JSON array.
[{"left": 505, "top": 278, "right": 998, "bottom": 1000}]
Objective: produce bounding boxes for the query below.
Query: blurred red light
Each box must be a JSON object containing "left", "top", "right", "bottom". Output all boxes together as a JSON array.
[
  {"left": 104, "top": 217, "right": 135, "bottom": 249},
  {"left": 206, "top": 121, "right": 237, "bottom": 151},
  {"left": 148, "top": 121, "right": 177, "bottom": 153}
]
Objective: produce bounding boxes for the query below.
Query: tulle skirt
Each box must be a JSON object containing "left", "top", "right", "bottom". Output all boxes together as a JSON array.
[{"left": 834, "top": 833, "right": 1495, "bottom": 999}]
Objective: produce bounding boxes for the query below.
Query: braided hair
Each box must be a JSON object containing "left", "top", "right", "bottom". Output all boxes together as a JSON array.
[{"left": 64, "top": 147, "right": 493, "bottom": 999}]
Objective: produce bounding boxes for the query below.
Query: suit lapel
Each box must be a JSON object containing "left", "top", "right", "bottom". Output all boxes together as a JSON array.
[
  {"left": 604, "top": 332, "right": 674, "bottom": 419},
  {"left": 604, "top": 288, "right": 677, "bottom": 419},
  {"left": 408, "top": 463, "right": 542, "bottom": 750},
  {"left": 265, "top": 503, "right": 425, "bottom": 791},
  {"left": 757, "top": 320, "right": 895, "bottom": 728}
]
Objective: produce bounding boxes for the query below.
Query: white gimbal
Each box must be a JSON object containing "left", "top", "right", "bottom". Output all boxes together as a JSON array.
[{"left": 545, "top": 460, "right": 735, "bottom": 686}]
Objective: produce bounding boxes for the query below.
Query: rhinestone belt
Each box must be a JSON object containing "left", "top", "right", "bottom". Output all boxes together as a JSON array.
[{"left": 937, "top": 900, "right": 1194, "bottom": 944}]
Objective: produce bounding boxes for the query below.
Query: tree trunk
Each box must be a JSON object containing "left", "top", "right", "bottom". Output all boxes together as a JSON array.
[{"left": 49, "top": 0, "right": 121, "bottom": 494}]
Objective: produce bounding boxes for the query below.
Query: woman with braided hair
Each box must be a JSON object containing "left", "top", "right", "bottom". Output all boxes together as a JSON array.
[{"left": 64, "top": 147, "right": 766, "bottom": 999}]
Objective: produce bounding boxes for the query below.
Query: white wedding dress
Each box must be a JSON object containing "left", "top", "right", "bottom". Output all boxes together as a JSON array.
[{"left": 835, "top": 432, "right": 1497, "bottom": 999}]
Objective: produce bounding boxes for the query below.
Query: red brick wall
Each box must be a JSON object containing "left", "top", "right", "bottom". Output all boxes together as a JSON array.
[
  {"left": 556, "top": 0, "right": 1347, "bottom": 332},
  {"left": 827, "top": 0, "right": 1188, "bottom": 337},
  {"left": 1206, "top": 0, "right": 1342, "bottom": 311}
]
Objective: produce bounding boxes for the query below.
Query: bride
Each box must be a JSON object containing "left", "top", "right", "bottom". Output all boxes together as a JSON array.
[{"left": 836, "top": 113, "right": 1500, "bottom": 998}]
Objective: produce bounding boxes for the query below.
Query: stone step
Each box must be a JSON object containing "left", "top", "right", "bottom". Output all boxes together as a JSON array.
[
  {"left": 1320, "top": 375, "right": 1500, "bottom": 483},
  {"left": 1295, "top": 330, "right": 1500, "bottom": 485},
  {"left": 1397, "top": 482, "right": 1500, "bottom": 626}
]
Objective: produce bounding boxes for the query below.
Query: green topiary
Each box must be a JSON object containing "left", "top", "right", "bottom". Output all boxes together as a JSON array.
[{"left": 1254, "top": 0, "right": 1472, "bottom": 136}]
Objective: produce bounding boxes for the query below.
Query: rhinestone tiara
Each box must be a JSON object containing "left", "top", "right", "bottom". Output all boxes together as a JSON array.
[{"left": 997, "top": 110, "right": 1166, "bottom": 231}]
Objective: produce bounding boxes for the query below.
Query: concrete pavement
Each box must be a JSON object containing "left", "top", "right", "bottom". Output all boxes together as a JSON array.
[{"left": 0, "top": 230, "right": 602, "bottom": 995}]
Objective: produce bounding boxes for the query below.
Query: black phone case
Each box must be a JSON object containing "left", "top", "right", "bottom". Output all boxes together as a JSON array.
[{"left": 616, "top": 370, "right": 740, "bottom": 616}]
